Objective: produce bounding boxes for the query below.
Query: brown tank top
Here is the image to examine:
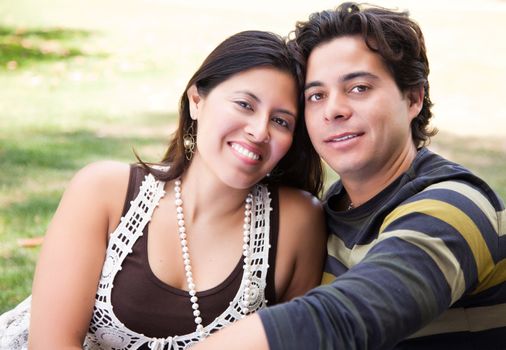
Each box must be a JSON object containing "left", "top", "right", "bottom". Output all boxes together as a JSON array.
[{"left": 111, "top": 165, "right": 279, "bottom": 340}]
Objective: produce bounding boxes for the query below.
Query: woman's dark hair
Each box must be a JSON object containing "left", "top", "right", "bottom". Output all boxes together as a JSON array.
[
  {"left": 140, "top": 30, "right": 323, "bottom": 196},
  {"left": 288, "top": 2, "right": 437, "bottom": 148}
]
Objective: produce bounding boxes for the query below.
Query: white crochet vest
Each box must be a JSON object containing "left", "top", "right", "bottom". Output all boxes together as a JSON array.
[{"left": 84, "top": 173, "right": 272, "bottom": 350}]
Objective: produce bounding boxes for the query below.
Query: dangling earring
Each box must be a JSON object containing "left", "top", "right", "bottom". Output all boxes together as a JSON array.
[
  {"left": 267, "top": 166, "right": 283, "bottom": 180},
  {"left": 183, "top": 120, "right": 196, "bottom": 161}
]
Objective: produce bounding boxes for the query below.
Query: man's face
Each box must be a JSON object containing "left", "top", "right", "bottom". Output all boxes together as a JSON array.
[{"left": 304, "top": 35, "right": 422, "bottom": 187}]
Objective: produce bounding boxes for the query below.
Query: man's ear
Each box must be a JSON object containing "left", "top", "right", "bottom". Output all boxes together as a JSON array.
[
  {"left": 187, "top": 84, "right": 201, "bottom": 120},
  {"left": 406, "top": 85, "right": 424, "bottom": 120}
]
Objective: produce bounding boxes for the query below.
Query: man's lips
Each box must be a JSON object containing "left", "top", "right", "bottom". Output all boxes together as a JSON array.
[
  {"left": 324, "top": 132, "right": 364, "bottom": 143},
  {"left": 229, "top": 142, "right": 262, "bottom": 161}
]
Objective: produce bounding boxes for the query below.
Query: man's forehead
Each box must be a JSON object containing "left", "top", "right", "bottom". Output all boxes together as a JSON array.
[{"left": 306, "top": 36, "right": 389, "bottom": 82}]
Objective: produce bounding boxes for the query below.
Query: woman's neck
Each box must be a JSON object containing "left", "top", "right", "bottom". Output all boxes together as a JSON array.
[{"left": 178, "top": 161, "right": 252, "bottom": 223}]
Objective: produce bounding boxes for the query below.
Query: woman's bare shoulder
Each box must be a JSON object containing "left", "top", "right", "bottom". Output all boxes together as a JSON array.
[
  {"left": 277, "top": 186, "right": 323, "bottom": 217},
  {"left": 65, "top": 161, "right": 131, "bottom": 224},
  {"left": 71, "top": 160, "right": 130, "bottom": 184},
  {"left": 276, "top": 186, "right": 325, "bottom": 244},
  {"left": 274, "top": 187, "right": 327, "bottom": 301},
  {"left": 68, "top": 161, "right": 130, "bottom": 195}
]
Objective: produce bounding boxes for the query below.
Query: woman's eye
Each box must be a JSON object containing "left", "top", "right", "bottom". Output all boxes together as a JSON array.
[
  {"left": 236, "top": 101, "right": 253, "bottom": 111},
  {"left": 272, "top": 117, "right": 290, "bottom": 129}
]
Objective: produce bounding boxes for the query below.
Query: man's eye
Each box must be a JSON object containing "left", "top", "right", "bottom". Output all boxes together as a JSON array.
[
  {"left": 350, "top": 85, "right": 369, "bottom": 93},
  {"left": 307, "top": 93, "right": 324, "bottom": 102}
]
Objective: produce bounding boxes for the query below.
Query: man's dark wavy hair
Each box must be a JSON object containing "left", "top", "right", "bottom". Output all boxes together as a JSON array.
[{"left": 289, "top": 2, "right": 437, "bottom": 148}]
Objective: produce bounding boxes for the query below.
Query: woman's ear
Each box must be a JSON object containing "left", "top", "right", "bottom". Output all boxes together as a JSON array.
[{"left": 187, "top": 85, "right": 201, "bottom": 120}]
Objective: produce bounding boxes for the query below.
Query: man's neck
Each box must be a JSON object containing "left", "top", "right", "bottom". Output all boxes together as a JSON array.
[{"left": 342, "top": 146, "right": 418, "bottom": 207}]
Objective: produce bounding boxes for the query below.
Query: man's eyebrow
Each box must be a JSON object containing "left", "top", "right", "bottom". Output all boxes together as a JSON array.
[
  {"left": 304, "top": 81, "right": 323, "bottom": 91},
  {"left": 340, "top": 71, "right": 379, "bottom": 82},
  {"left": 304, "top": 71, "right": 380, "bottom": 91}
]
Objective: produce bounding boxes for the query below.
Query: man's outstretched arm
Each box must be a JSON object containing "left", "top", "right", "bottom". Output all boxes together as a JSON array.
[
  {"left": 193, "top": 237, "right": 454, "bottom": 350},
  {"left": 192, "top": 184, "right": 499, "bottom": 349}
]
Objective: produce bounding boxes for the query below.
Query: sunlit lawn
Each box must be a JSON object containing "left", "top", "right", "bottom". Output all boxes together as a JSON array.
[
  {"left": 0, "top": 6, "right": 175, "bottom": 311},
  {"left": 1, "top": 0, "right": 505, "bottom": 313}
]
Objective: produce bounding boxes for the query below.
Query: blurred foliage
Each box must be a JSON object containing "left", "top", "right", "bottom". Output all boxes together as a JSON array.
[
  {"left": 0, "top": 125, "right": 170, "bottom": 313},
  {"left": 0, "top": 25, "right": 103, "bottom": 70},
  {"left": 1, "top": 0, "right": 505, "bottom": 315},
  {"left": 0, "top": 19, "right": 174, "bottom": 312}
]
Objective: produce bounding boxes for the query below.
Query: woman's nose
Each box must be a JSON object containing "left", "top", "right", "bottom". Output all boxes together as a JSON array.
[{"left": 245, "top": 115, "right": 270, "bottom": 143}]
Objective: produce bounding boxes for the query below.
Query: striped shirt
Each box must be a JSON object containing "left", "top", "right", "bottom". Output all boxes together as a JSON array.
[{"left": 259, "top": 148, "right": 506, "bottom": 349}]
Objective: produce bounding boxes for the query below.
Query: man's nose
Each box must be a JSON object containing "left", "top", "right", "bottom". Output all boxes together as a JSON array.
[{"left": 324, "top": 92, "right": 352, "bottom": 121}]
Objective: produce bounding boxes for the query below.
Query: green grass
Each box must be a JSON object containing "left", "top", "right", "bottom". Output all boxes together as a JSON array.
[
  {"left": 429, "top": 133, "right": 506, "bottom": 201},
  {"left": 1, "top": 0, "right": 505, "bottom": 315},
  {"left": 0, "top": 25, "right": 98, "bottom": 71},
  {"left": 0, "top": 128, "right": 169, "bottom": 312},
  {"left": 2, "top": 45, "right": 506, "bottom": 316},
  {"left": 0, "top": 122, "right": 173, "bottom": 310},
  {"left": 0, "top": 18, "right": 176, "bottom": 312},
  {"left": 0, "top": 190, "right": 59, "bottom": 309}
]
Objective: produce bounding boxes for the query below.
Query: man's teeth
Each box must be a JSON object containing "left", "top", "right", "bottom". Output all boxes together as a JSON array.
[
  {"left": 333, "top": 134, "right": 357, "bottom": 142},
  {"left": 232, "top": 143, "right": 260, "bottom": 160}
]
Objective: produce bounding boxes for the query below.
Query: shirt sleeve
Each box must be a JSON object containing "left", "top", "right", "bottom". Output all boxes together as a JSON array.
[{"left": 259, "top": 181, "right": 499, "bottom": 349}]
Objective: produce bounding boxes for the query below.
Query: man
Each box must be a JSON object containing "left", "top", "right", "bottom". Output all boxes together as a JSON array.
[{"left": 194, "top": 3, "right": 506, "bottom": 349}]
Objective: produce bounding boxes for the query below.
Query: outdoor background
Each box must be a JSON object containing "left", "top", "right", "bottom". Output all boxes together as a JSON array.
[{"left": 1, "top": 0, "right": 505, "bottom": 312}]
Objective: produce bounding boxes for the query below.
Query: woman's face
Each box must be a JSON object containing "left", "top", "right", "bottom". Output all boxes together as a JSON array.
[{"left": 188, "top": 67, "right": 298, "bottom": 189}]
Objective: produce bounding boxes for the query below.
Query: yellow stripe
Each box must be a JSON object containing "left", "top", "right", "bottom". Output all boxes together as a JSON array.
[
  {"left": 327, "top": 234, "right": 352, "bottom": 268},
  {"left": 327, "top": 233, "right": 375, "bottom": 268},
  {"left": 380, "top": 199, "right": 494, "bottom": 283},
  {"left": 321, "top": 272, "right": 336, "bottom": 285},
  {"left": 379, "top": 229, "right": 466, "bottom": 304},
  {"left": 425, "top": 181, "right": 499, "bottom": 234},
  {"left": 328, "top": 227, "right": 467, "bottom": 302},
  {"left": 473, "top": 258, "right": 506, "bottom": 294}
]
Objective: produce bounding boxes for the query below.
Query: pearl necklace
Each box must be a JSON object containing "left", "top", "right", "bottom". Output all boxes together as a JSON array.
[{"left": 174, "top": 179, "right": 253, "bottom": 338}]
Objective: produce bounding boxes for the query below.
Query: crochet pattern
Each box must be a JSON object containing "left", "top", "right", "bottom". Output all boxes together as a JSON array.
[{"left": 84, "top": 173, "right": 272, "bottom": 350}]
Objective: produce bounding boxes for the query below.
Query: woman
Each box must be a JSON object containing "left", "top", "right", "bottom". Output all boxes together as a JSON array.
[{"left": 7, "top": 30, "right": 326, "bottom": 349}]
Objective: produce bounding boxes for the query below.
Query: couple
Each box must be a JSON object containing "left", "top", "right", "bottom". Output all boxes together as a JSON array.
[{"left": 3, "top": 2, "right": 505, "bottom": 350}]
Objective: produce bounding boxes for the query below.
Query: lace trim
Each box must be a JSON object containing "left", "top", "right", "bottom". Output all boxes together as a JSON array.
[
  {"left": 0, "top": 296, "right": 31, "bottom": 350},
  {"left": 84, "top": 174, "right": 272, "bottom": 350}
]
